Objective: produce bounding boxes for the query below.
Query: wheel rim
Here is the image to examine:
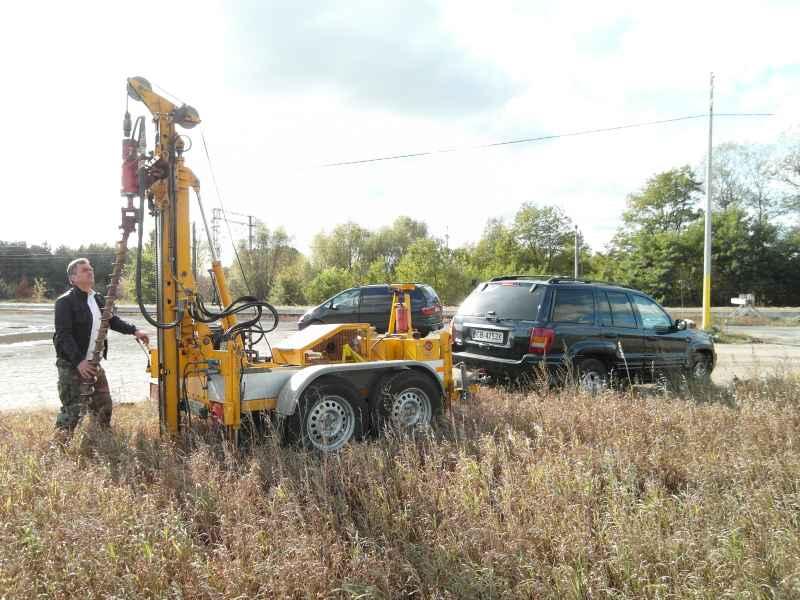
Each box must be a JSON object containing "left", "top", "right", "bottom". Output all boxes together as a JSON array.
[
  {"left": 692, "top": 358, "right": 709, "bottom": 379},
  {"left": 390, "top": 387, "right": 432, "bottom": 428},
  {"left": 580, "top": 370, "right": 606, "bottom": 393},
  {"left": 304, "top": 394, "right": 355, "bottom": 451}
]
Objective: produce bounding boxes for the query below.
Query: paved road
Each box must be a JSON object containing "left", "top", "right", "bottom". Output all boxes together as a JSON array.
[
  {"left": 713, "top": 343, "right": 800, "bottom": 384},
  {"left": 1, "top": 308, "right": 798, "bottom": 413},
  {"left": 726, "top": 326, "right": 800, "bottom": 346},
  {"left": 0, "top": 310, "right": 297, "bottom": 413}
]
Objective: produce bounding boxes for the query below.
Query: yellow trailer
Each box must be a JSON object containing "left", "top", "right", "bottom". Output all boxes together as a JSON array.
[{"left": 122, "top": 77, "right": 472, "bottom": 450}]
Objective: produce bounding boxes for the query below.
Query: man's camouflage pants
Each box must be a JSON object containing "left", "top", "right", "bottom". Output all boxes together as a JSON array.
[{"left": 55, "top": 358, "right": 112, "bottom": 431}]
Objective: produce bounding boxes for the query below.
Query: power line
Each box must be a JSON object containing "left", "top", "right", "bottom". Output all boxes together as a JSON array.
[
  {"left": 319, "top": 112, "right": 774, "bottom": 168},
  {"left": 200, "top": 129, "right": 252, "bottom": 293}
]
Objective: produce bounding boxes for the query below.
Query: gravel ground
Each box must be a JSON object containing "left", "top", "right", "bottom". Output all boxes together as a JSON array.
[
  {"left": 1, "top": 308, "right": 798, "bottom": 414},
  {"left": 0, "top": 310, "right": 297, "bottom": 413}
]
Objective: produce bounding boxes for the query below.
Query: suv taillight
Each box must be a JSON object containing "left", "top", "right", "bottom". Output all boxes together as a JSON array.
[
  {"left": 421, "top": 305, "right": 440, "bottom": 316},
  {"left": 529, "top": 327, "right": 554, "bottom": 354}
]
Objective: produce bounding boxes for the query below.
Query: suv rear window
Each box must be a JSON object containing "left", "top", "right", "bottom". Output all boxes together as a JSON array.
[
  {"left": 418, "top": 285, "right": 440, "bottom": 303},
  {"left": 551, "top": 288, "right": 595, "bottom": 323},
  {"left": 457, "top": 282, "right": 546, "bottom": 320}
]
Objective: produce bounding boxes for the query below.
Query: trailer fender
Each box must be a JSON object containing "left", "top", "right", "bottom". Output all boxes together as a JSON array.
[{"left": 276, "top": 360, "right": 445, "bottom": 417}]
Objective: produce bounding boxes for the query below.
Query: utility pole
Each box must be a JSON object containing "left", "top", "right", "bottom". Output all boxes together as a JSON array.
[
  {"left": 702, "top": 73, "right": 714, "bottom": 331},
  {"left": 211, "top": 208, "right": 222, "bottom": 258},
  {"left": 211, "top": 207, "right": 258, "bottom": 255},
  {"left": 574, "top": 225, "right": 580, "bottom": 279}
]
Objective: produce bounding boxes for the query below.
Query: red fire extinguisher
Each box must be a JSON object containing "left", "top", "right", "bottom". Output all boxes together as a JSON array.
[{"left": 395, "top": 298, "right": 409, "bottom": 333}]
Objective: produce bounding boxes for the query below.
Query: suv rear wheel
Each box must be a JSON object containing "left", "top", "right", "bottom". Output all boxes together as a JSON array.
[{"left": 576, "top": 358, "right": 609, "bottom": 394}]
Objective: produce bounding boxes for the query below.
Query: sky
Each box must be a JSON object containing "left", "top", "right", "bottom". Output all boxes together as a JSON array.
[{"left": 1, "top": 1, "right": 798, "bottom": 260}]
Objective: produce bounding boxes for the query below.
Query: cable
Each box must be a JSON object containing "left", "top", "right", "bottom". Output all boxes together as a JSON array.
[
  {"left": 134, "top": 198, "right": 184, "bottom": 329},
  {"left": 199, "top": 129, "right": 252, "bottom": 293},
  {"left": 319, "top": 112, "right": 775, "bottom": 168}
]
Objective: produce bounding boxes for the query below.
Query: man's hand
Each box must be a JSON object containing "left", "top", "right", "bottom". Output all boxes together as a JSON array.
[
  {"left": 78, "top": 359, "right": 97, "bottom": 380},
  {"left": 134, "top": 329, "right": 150, "bottom": 346}
]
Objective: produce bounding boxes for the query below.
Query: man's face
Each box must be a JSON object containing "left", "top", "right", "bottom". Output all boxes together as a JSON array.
[{"left": 71, "top": 261, "right": 94, "bottom": 289}]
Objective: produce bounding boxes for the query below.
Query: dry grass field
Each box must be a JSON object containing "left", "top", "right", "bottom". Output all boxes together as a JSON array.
[{"left": 2, "top": 377, "right": 799, "bottom": 599}]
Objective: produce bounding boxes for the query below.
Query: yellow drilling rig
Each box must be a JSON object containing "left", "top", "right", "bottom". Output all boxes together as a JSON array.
[{"left": 118, "top": 77, "right": 472, "bottom": 450}]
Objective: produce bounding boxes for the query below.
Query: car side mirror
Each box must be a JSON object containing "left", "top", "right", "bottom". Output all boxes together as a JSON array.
[
  {"left": 675, "top": 319, "right": 687, "bottom": 331},
  {"left": 330, "top": 304, "right": 339, "bottom": 311}
]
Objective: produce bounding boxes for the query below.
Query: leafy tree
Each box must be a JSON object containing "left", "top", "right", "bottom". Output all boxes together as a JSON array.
[
  {"left": 231, "top": 225, "right": 297, "bottom": 300},
  {"left": 622, "top": 167, "right": 702, "bottom": 234},
  {"left": 271, "top": 255, "right": 310, "bottom": 305},
  {"left": 0, "top": 278, "right": 12, "bottom": 300},
  {"left": 364, "top": 216, "right": 429, "bottom": 277},
  {"left": 310, "top": 222, "right": 371, "bottom": 275},
  {"left": 774, "top": 137, "right": 800, "bottom": 215},
  {"left": 122, "top": 229, "right": 157, "bottom": 303},
  {"left": 511, "top": 203, "right": 574, "bottom": 273},
  {"left": 305, "top": 267, "right": 355, "bottom": 304},
  {"left": 395, "top": 238, "right": 475, "bottom": 305},
  {"left": 15, "top": 276, "right": 33, "bottom": 300},
  {"left": 469, "top": 218, "right": 519, "bottom": 278},
  {"left": 32, "top": 277, "right": 48, "bottom": 302}
]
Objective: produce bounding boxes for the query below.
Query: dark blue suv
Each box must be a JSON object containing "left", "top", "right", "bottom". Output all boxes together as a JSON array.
[{"left": 451, "top": 276, "right": 716, "bottom": 388}]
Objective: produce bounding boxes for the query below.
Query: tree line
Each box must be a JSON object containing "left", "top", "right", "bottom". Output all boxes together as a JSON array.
[{"left": 2, "top": 140, "right": 798, "bottom": 307}]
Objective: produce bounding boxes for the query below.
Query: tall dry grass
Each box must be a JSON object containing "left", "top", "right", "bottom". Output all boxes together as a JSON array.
[{"left": 1, "top": 377, "right": 799, "bottom": 599}]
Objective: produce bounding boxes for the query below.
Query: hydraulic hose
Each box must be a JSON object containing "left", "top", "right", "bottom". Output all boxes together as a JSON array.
[
  {"left": 135, "top": 196, "right": 184, "bottom": 329},
  {"left": 188, "top": 294, "right": 279, "bottom": 342}
]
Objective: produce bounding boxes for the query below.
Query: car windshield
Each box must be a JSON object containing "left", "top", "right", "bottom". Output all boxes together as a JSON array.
[{"left": 457, "top": 282, "right": 546, "bottom": 320}]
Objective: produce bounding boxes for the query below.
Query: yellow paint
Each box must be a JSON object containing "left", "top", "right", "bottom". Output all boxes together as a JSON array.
[
  {"left": 241, "top": 398, "right": 278, "bottom": 412},
  {"left": 127, "top": 77, "right": 466, "bottom": 435}
]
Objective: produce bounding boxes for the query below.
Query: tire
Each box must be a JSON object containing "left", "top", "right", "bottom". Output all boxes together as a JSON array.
[
  {"left": 688, "top": 353, "right": 712, "bottom": 385},
  {"left": 370, "top": 371, "right": 441, "bottom": 434},
  {"left": 292, "top": 380, "right": 365, "bottom": 451},
  {"left": 576, "top": 358, "right": 609, "bottom": 394}
]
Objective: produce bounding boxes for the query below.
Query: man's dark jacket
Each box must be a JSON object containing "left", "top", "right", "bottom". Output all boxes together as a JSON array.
[{"left": 54, "top": 286, "right": 137, "bottom": 368}]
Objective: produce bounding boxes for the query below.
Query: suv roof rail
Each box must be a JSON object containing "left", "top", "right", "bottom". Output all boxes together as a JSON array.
[
  {"left": 547, "top": 276, "right": 632, "bottom": 288},
  {"left": 487, "top": 274, "right": 632, "bottom": 288},
  {"left": 547, "top": 276, "right": 592, "bottom": 284},
  {"left": 489, "top": 274, "right": 555, "bottom": 282}
]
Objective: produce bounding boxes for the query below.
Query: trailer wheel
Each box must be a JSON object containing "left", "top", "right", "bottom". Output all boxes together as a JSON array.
[
  {"left": 370, "top": 371, "right": 440, "bottom": 434},
  {"left": 293, "top": 381, "right": 365, "bottom": 451}
]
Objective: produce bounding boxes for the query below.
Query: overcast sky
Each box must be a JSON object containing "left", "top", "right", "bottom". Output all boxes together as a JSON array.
[{"left": 1, "top": 1, "right": 798, "bottom": 259}]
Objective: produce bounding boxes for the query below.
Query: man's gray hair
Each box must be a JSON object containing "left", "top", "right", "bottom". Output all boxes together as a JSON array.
[{"left": 66, "top": 257, "right": 90, "bottom": 281}]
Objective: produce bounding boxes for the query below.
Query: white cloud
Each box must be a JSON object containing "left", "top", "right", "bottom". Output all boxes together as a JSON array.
[{"left": 0, "top": 0, "right": 797, "bottom": 263}]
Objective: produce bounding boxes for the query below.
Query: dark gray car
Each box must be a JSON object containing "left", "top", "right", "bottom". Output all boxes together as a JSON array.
[{"left": 298, "top": 284, "right": 444, "bottom": 336}]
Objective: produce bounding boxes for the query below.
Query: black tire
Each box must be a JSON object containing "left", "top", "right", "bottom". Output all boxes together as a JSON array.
[
  {"left": 370, "top": 371, "right": 441, "bottom": 435},
  {"left": 576, "top": 358, "right": 609, "bottom": 394},
  {"left": 291, "top": 380, "right": 366, "bottom": 451},
  {"left": 688, "top": 353, "right": 712, "bottom": 385}
]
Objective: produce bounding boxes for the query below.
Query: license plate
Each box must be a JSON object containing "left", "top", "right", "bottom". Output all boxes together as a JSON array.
[{"left": 471, "top": 329, "right": 504, "bottom": 344}]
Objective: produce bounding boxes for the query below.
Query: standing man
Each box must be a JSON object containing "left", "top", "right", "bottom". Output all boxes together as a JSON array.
[{"left": 53, "top": 258, "right": 149, "bottom": 433}]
